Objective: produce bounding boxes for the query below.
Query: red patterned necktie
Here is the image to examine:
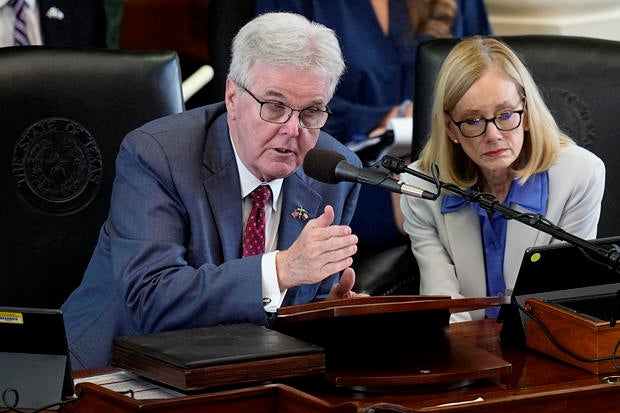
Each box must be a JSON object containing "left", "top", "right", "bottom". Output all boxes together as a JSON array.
[
  {"left": 9, "top": 0, "right": 30, "bottom": 46},
  {"left": 242, "top": 185, "right": 271, "bottom": 257}
]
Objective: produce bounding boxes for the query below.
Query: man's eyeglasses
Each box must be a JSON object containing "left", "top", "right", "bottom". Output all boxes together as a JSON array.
[
  {"left": 449, "top": 109, "right": 525, "bottom": 138},
  {"left": 240, "top": 85, "right": 331, "bottom": 129}
]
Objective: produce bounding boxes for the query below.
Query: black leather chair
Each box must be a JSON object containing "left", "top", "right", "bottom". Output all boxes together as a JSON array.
[
  {"left": 206, "top": 0, "right": 256, "bottom": 102},
  {"left": 0, "top": 46, "right": 184, "bottom": 308},
  {"left": 413, "top": 34, "right": 620, "bottom": 238},
  {"left": 352, "top": 244, "right": 419, "bottom": 295}
]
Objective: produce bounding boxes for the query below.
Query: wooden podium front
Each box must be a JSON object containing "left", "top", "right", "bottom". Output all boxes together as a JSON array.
[{"left": 274, "top": 296, "right": 510, "bottom": 390}]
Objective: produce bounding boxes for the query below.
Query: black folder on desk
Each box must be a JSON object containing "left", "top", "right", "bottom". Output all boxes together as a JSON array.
[{"left": 0, "top": 306, "right": 74, "bottom": 410}]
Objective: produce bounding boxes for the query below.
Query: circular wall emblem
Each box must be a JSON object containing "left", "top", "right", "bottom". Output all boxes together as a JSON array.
[
  {"left": 543, "top": 88, "right": 596, "bottom": 150},
  {"left": 11, "top": 117, "right": 103, "bottom": 215}
]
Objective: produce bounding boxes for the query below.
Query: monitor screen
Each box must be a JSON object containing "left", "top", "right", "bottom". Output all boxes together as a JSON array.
[
  {"left": 0, "top": 307, "right": 74, "bottom": 410},
  {"left": 501, "top": 236, "right": 620, "bottom": 340},
  {"left": 511, "top": 236, "right": 620, "bottom": 300}
]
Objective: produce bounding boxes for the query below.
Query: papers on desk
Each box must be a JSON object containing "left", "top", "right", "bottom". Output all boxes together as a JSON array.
[{"left": 74, "top": 370, "right": 185, "bottom": 400}]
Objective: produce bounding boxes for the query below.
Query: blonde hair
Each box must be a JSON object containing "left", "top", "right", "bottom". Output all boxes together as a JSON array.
[{"left": 418, "top": 36, "right": 574, "bottom": 188}]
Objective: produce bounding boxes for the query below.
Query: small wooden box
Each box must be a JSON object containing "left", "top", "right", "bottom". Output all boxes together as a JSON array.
[{"left": 524, "top": 298, "right": 620, "bottom": 374}]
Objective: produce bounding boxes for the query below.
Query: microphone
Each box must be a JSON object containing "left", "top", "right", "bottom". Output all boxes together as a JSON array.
[{"left": 303, "top": 148, "right": 435, "bottom": 200}]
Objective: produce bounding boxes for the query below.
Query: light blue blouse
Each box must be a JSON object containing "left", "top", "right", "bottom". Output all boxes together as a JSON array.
[{"left": 442, "top": 172, "right": 549, "bottom": 317}]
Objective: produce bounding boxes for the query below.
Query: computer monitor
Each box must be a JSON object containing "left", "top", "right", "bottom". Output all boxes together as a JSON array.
[
  {"left": 499, "top": 236, "right": 620, "bottom": 343},
  {"left": 0, "top": 307, "right": 74, "bottom": 410}
]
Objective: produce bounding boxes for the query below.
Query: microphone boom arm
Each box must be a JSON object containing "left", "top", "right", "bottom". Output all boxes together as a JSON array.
[{"left": 381, "top": 155, "right": 620, "bottom": 272}]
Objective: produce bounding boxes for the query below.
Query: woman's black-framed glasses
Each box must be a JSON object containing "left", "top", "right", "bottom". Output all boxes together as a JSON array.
[
  {"left": 449, "top": 108, "right": 525, "bottom": 138},
  {"left": 240, "top": 85, "right": 331, "bottom": 129}
]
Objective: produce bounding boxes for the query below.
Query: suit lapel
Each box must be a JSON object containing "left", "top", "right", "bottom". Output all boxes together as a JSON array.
[
  {"left": 446, "top": 203, "right": 541, "bottom": 295},
  {"left": 278, "top": 172, "right": 322, "bottom": 250},
  {"left": 201, "top": 113, "right": 244, "bottom": 261},
  {"left": 446, "top": 209, "right": 485, "bottom": 283}
]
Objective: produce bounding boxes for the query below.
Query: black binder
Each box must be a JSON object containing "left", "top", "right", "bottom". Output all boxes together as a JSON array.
[{"left": 111, "top": 323, "right": 325, "bottom": 391}]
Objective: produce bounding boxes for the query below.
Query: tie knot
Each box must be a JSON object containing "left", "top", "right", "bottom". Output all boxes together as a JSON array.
[{"left": 250, "top": 185, "right": 271, "bottom": 208}]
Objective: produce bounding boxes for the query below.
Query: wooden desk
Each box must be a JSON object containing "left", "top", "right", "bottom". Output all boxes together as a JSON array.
[
  {"left": 288, "top": 319, "right": 620, "bottom": 412},
  {"left": 65, "top": 319, "right": 620, "bottom": 413}
]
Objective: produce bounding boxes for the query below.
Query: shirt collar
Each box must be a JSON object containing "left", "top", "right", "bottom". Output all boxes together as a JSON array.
[
  {"left": 441, "top": 171, "right": 548, "bottom": 216},
  {"left": 230, "top": 135, "right": 283, "bottom": 211}
]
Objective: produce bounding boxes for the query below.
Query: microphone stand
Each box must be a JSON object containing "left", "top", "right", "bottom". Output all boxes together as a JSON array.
[{"left": 381, "top": 155, "right": 620, "bottom": 272}]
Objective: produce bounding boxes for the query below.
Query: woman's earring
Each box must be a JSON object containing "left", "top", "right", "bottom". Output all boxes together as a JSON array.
[{"left": 453, "top": 139, "right": 459, "bottom": 144}]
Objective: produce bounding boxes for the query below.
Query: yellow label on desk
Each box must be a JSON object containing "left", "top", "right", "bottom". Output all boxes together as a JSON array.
[{"left": 0, "top": 312, "right": 24, "bottom": 324}]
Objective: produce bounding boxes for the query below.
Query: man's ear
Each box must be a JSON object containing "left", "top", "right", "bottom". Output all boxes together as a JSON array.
[{"left": 224, "top": 77, "right": 237, "bottom": 118}]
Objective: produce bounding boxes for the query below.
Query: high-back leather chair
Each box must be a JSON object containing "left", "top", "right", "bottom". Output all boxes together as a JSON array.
[
  {"left": 413, "top": 35, "right": 620, "bottom": 238},
  {"left": 0, "top": 47, "right": 184, "bottom": 308},
  {"left": 206, "top": 0, "right": 256, "bottom": 102}
]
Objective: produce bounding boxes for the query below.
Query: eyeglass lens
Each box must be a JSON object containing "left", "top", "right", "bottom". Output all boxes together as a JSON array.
[
  {"left": 261, "top": 102, "right": 328, "bottom": 129},
  {"left": 459, "top": 111, "right": 523, "bottom": 137}
]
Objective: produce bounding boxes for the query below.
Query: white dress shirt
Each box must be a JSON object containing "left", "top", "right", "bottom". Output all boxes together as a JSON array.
[
  {"left": 231, "top": 137, "right": 287, "bottom": 312},
  {"left": 0, "top": 0, "right": 43, "bottom": 47}
]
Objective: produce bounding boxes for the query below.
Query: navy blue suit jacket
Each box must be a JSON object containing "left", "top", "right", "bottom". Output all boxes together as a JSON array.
[
  {"left": 39, "top": 0, "right": 107, "bottom": 48},
  {"left": 61, "top": 103, "right": 361, "bottom": 369}
]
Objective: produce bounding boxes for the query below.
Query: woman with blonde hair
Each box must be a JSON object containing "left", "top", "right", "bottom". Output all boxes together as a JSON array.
[{"left": 401, "top": 36, "right": 605, "bottom": 321}]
